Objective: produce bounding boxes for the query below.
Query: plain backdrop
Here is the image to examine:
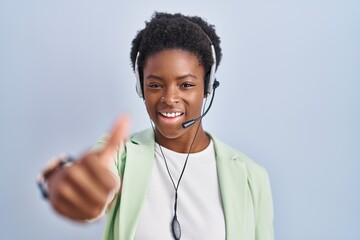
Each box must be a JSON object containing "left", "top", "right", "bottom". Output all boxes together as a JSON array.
[{"left": 1, "top": 0, "right": 359, "bottom": 239}]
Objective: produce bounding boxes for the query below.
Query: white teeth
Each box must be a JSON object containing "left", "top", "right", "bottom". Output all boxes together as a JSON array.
[{"left": 161, "top": 112, "right": 182, "bottom": 118}]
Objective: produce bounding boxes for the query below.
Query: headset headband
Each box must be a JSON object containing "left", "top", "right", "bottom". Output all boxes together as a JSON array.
[{"left": 134, "top": 21, "right": 217, "bottom": 99}]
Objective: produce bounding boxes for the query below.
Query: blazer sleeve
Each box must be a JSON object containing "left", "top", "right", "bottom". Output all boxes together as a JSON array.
[{"left": 255, "top": 169, "right": 274, "bottom": 240}]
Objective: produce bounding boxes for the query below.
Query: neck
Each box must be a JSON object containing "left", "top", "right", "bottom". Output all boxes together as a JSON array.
[{"left": 155, "top": 122, "right": 210, "bottom": 153}]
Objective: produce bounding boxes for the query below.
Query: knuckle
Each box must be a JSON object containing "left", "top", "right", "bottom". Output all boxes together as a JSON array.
[
  {"left": 57, "top": 182, "right": 70, "bottom": 198},
  {"left": 96, "top": 192, "right": 109, "bottom": 208},
  {"left": 88, "top": 206, "right": 103, "bottom": 219},
  {"left": 103, "top": 180, "right": 115, "bottom": 192},
  {"left": 101, "top": 171, "right": 117, "bottom": 191},
  {"left": 82, "top": 153, "right": 98, "bottom": 165},
  {"left": 65, "top": 167, "right": 81, "bottom": 182}
]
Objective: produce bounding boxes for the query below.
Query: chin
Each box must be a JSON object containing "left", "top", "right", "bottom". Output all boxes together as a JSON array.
[{"left": 154, "top": 125, "right": 185, "bottom": 140}]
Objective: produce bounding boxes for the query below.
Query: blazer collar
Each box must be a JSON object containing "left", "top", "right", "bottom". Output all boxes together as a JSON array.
[
  {"left": 211, "top": 135, "right": 250, "bottom": 239},
  {"left": 118, "top": 130, "right": 249, "bottom": 239},
  {"left": 118, "top": 129, "right": 155, "bottom": 239}
]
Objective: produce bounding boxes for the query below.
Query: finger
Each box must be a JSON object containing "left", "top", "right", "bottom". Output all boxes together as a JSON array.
[
  {"left": 79, "top": 152, "right": 121, "bottom": 196},
  {"left": 66, "top": 164, "right": 109, "bottom": 206},
  {"left": 51, "top": 181, "right": 105, "bottom": 221},
  {"left": 52, "top": 198, "right": 87, "bottom": 221},
  {"left": 84, "top": 154, "right": 121, "bottom": 194},
  {"left": 100, "top": 115, "right": 130, "bottom": 165}
]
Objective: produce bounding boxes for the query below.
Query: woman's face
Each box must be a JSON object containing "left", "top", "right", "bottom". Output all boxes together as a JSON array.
[{"left": 143, "top": 49, "right": 206, "bottom": 141}]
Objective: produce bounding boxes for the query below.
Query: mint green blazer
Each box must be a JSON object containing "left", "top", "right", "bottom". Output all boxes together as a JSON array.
[{"left": 102, "top": 129, "right": 274, "bottom": 240}]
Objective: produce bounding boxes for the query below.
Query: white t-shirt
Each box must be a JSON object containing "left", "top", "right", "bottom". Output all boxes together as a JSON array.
[{"left": 134, "top": 140, "right": 226, "bottom": 240}]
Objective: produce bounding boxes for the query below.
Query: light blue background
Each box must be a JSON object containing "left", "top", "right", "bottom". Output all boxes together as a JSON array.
[{"left": 1, "top": 1, "right": 359, "bottom": 239}]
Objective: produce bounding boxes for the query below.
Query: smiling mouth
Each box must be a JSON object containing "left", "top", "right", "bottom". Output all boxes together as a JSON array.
[{"left": 159, "top": 112, "right": 184, "bottom": 118}]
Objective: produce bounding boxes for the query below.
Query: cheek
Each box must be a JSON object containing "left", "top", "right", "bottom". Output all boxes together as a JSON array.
[
  {"left": 195, "top": 87, "right": 206, "bottom": 101},
  {"left": 144, "top": 98, "right": 159, "bottom": 120},
  {"left": 186, "top": 93, "right": 205, "bottom": 114}
]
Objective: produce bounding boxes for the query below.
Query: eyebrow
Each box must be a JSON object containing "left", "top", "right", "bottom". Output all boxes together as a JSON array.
[{"left": 145, "top": 74, "right": 198, "bottom": 81}]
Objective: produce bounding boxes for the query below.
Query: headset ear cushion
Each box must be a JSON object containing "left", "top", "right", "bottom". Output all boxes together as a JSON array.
[
  {"left": 204, "top": 72, "right": 211, "bottom": 95},
  {"left": 135, "top": 52, "right": 143, "bottom": 98}
]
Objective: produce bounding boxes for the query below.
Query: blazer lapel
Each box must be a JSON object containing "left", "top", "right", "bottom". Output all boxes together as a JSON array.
[
  {"left": 118, "top": 129, "right": 155, "bottom": 239},
  {"left": 212, "top": 136, "right": 250, "bottom": 240},
  {"left": 115, "top": 130, "right": 251, "bottom": 239}
]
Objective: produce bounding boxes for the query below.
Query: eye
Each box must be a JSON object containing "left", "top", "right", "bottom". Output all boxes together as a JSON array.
[
  {"left": 180, "top": 82, "right": 195, "bottom": 88},
  {"left": 147, "top": 82, "right": 162, "bottom": 89}
]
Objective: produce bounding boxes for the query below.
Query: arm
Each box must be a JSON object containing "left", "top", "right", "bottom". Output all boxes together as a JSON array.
[
  {"left": 255, "top": 169, "right": 275, "bottom": 240},
  {"left": 39, "top": 116, "right": 130, "bottom": 222}
]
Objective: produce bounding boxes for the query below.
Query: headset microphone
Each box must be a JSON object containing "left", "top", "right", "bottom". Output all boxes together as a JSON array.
[
  {"left": 134, "top": 20, "right": 219, "bottom": 130},
  {"left": 182, "top": 80, "right": 219, "bottom": 128}
]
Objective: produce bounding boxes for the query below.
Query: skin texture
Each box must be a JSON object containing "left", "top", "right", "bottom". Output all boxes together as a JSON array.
[
  {"left": 47, "top": 116, "right": 130, "bottom": 221},
  {"left": 143, "top": 49, "right": 210, "bottom": 153},
  {"left": 46, "top": 48, "right": 210, "bottom": 221}
]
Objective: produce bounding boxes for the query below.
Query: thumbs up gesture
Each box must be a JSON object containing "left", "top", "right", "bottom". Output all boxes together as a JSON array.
[{"left": 46, "top": 116, "right": 130, "bottom": 221}]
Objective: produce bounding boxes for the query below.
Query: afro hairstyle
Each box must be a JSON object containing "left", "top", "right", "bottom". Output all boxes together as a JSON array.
[{"left": 130, "top": 12, "right": 222, "bottom": 96}]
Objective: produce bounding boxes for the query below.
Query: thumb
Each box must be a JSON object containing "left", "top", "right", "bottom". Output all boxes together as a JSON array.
[{"left": 99, "top": 115, "right": 130, "bottom": 166}]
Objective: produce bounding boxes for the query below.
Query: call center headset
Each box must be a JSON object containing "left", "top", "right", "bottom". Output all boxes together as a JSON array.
[
  {"left": 134, "top": 24, "right": 218, "bottom": 99},
  {"left": 134, "top": 20, "right": 220, "bottom": 240},
  {"left": 134, "top": 20, "right": 219, "bottom": 130}
]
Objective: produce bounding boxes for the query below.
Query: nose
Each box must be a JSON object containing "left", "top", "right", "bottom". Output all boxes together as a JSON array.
[{"left": 161, "top": 86, "right": 179, "bottom": 105}]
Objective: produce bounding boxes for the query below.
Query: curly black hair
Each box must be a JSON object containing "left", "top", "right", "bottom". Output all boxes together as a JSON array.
[{"left": 130, "top": 12, "right": 222, "bottom": 95}]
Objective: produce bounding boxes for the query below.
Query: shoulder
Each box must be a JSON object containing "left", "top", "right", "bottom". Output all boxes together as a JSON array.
[
  {"left": 119, "top": 129, "right": 155, "bottom": 155},
  {"left": 209, "top": 132, "right": 270, "bottom": 188},
  {"left": 128, "top": 129, "right": 154, "bottom": 145},
  {"left": 93, "top": 128, "right": 154, "bottom": 167},
  {"left": 209, "top": 133, "right": 273, "bottom": 227}
]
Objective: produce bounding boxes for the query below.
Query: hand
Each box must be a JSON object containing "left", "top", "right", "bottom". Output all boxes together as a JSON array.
[{"left": 47, "top": 115, "right": 130, "bottom": 222}]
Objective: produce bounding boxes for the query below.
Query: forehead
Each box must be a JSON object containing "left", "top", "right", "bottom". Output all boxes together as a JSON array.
[{"left": 143, "top": 49, "right": 204, "bottom": 75}]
